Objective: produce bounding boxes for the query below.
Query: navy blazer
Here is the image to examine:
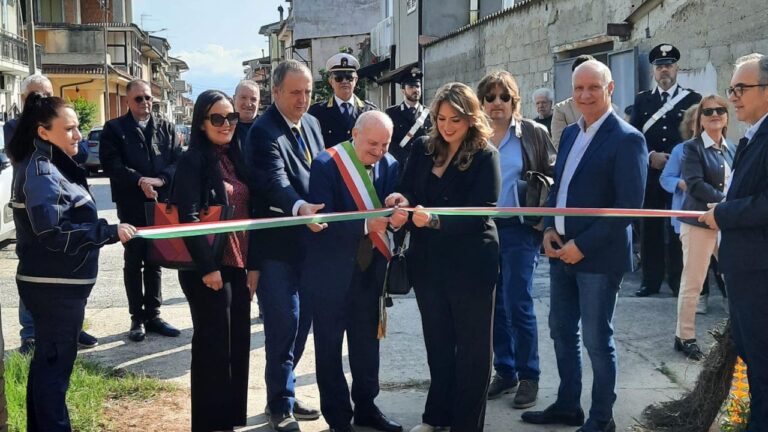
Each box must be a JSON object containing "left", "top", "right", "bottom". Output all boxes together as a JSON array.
[
  {"left": 302, "top": 149, "right": 399, "bottom": 293},
  {"left": 715, "top": 118, "right": 768, "bottom": 272},
  {"left": 245, "top": 104, "right": 325, "bottom": 265},
  {"left": 544, "top": 112, "right": 648, "bottom": 274}
]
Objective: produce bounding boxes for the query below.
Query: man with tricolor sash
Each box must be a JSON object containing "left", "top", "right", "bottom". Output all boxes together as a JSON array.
[{"left": 302, "top": 111, "right": 405, "bottom": 432}]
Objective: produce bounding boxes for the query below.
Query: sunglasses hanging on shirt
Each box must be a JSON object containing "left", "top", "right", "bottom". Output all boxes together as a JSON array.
[{"left": 206, "top": 112, "right": 240, "bottom": 127}]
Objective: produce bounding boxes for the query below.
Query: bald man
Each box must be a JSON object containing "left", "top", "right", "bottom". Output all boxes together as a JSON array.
[
  {"left": 522, "top": 61, "right": 647, "bottom": 432},
  {"left": 302, "top": 111, "right": 404, "bottom": 432}
]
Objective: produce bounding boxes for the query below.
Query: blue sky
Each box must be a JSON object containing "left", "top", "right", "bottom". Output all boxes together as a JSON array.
[{"left": 132, "top": 0, "right": 287, "bottom": 98}]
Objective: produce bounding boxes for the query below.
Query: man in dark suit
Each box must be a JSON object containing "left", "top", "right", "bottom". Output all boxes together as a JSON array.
[
  {"left": 309, "top": 53, "right": 377, "bottom": 148},
  {"left": 384, "top": 67, "right": 431, "bottom": 172},
  {"left": 245, "top": 59, "right": 324, "bottom": 432},
  {"left": 700, "top": 53, "right": 768, "bottom": 431},
  {"left": 303, "top": 111, "right": 404, "bottom": 432},
  {"left": 630, "top": 44, "right": 701, "bottom": 297},
  {"left": 100, "top": 79, "right": 182, "bottom": 342},
  {"left": 522, "top": 60, "right": 647, "bottom": 432}
]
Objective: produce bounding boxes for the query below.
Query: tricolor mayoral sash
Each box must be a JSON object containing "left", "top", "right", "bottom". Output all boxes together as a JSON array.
[{"left": 326, "top": 141, "right": 392, "bottom": 260}]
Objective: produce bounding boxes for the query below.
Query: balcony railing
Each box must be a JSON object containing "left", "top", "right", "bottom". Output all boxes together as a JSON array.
[
  {"left": 370, "top": 16, "right": 393, "bottom": 58},
  {"left": 0, "top": 30, "right": 42, "bottom": 67}
]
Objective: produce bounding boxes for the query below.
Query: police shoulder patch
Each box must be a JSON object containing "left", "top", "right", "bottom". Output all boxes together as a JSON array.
[{"left": 35, "top": 156, "right": 51, "bottom": 176}]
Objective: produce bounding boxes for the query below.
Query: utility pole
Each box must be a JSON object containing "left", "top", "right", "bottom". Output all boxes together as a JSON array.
[
  {"left": 26, "top": 0, "right": 36, "bottom": 75},
  {"left": 101, "top": 0, "right": 110, "bottom": 121}
]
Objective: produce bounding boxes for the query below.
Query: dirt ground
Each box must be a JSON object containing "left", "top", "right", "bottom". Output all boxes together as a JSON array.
[{"left": 102, "top": 389, "right": 191, "bottom": 432}]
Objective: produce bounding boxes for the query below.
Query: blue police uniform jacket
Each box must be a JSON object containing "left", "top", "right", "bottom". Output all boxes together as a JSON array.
[{"left": 12, "top": 139, "right": 119, "bottom": 285}]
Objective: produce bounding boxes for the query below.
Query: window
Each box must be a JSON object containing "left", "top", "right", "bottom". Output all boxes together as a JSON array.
[
  {"left": 470, "top": 0, "right": 479, "bottom": 24},
  {"left": 385, "top": 0, "right": 393, "bottom": 17},
  {"left": 36, "top": 0, "right": 63, "bottom": 23},
  {"left": 503, "top": 0, "right": 515, "bottom": 9}
]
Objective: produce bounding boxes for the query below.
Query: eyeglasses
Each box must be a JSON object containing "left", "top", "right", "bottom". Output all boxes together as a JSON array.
[
  {"left": 206, "top": 112, "right": 239, "bottom": 127},
  {"left": 484, "top": 93, "right": 512, "bottom": 103},
  {"left": 726, "top": 84, "right": 768, "bottom": 98},
  {"left": 133, "top": 95, "right": 152, "bottom": 103},
  {"left": 333, "top": 73, "right": 356, "bottom": 83},
  {"left": 701, "top": 107, "right": 728, "bottom": 116}
]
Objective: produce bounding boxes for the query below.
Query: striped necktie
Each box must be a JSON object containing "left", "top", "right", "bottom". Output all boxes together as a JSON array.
[{"left": 291, "top": 126, "right": 311, "bottom": 163}]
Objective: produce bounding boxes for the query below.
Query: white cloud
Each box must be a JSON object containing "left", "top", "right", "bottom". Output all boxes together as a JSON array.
[{"left": 175, "top": 44, "right": 261, "bottom": 79}]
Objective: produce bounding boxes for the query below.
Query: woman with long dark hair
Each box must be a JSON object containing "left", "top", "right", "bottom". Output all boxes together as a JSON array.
[
  {"left": 172, "top": 90, "right": 254, "bottom": 431},
  {"left": 8, "top": 93, "right": 135, "bottom": 431},
  {"left": 387, "top": 82, "right": 500, "bottom": 432}
]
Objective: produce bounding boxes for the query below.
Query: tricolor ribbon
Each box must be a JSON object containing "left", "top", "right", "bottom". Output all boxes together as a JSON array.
[{"left": 135, "top": 207, "right": 704, "bottom": 240}]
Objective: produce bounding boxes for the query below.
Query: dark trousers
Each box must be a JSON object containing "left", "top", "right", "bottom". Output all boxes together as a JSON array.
[
  {"left": 725, "top": 271, "right": 768, "bottom": 431},
  {"left": 549, "top": 261, "right": 622, "bottom": 423},
  {"left": 179, "top": 266, "right": 251, "bottom": 432},
  {"left": 18, "top": 282, "right": 92, "bottom": 432},
  {"left": 493, "top": 224, "right": 542, "bottom": 381},
  {"left": 123, "top": 237, "right": 162, "bottom": 321},
  {"left": 641, "top": 217, "right": 682, "bottom": 293},
  {"left": 312, "top": 261, "right": 381, "bottom": 428},
  {"left": 258, "top": 259, "right": 312, "bottom": 415},
  {"left": 414, "top": 281, "right": 494, "bottom": 431}
]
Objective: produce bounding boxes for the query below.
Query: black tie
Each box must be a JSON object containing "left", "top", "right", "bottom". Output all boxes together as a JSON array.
[
  {"left": 661, "top": 91, "right": 669, "bottom": 105},
  {"left": 342, "top": 102, "right": 353, "bottom": 125}
]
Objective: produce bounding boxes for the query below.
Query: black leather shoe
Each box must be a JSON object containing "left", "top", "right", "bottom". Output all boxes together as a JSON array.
[
  {"left": 577, "top": 417, "right": 616, "bottom": 432},
  {"left": 329, "top": 425, "right": 356, "bottom": 432},
  {"left": 145, "top": 317, "right": 181, "bottom": 337},
  {"left": 675, "top": 337, "right": 704, "bottom": 361},
  {"left": 128, "top": 318, "right": 145, "bottom": 342},
  {"left": 354, "top": 407, "right": 403, "bottom": 432},
  {"left": 635, "top": 286, "right": 660, "bottom": 297},
  {"left": 521, "top": 404, "right": 585, "bottom": 426},
  {"left": 293, "top": 399, "right": 320, "bottom": 421}
]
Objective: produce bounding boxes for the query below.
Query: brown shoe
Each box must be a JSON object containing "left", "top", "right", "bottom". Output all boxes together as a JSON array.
[{"left": 513, "top": 379, "right": 539, "bottom": 409}]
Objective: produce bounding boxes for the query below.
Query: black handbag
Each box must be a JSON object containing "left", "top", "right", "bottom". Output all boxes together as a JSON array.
[{"left": 384, "top": 231, "right": 411, "bottom": 295}]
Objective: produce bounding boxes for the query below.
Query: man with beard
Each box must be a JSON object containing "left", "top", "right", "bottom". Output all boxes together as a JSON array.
[
  {"left": 630, "top": 44, "right": 701, "bottom": 298},
  {"left": 234, "top": 80, "right": 260, "bottom": 144},
  {"left": 309, "top": 53, "right": 377, "bottom": 148},
  {"left": 385, "top": 67, "right": 431, "bottom": 172}
]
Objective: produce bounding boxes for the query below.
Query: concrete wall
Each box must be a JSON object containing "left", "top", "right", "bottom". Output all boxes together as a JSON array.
[
  {"left": 479, "top": 0, "right": 503, "bottom": 19},
  {"left": 422, "top": 0, "right": 469, "bottom": 39},
  {"left": 294, "top": 0, "right": 383, "bottom": 41},
  {"left": 308, "top": 34, "right": 369, "bottom": 80},
  {"left": 423, "top": 0, "right": 768, "bottom": 135},
  {"left": 394, "top": 0, "right": 419, "bottom": 67}
]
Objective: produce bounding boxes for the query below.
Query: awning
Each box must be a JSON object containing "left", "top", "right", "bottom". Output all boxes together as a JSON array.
[
  {"left": 377, "top": 61, "right": 419, "bottom": 84},
  {"left": 357, "top": 58, "right": 390, "bottom": 80}
]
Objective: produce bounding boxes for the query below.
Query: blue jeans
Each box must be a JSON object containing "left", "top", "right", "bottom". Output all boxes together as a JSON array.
[
  {"left": 493, "top": 224, "right": 542, "bottom": 381},
  {"left": 549, "top": 260, "right": 622, "bottom": 423},
  {"left": 19, "top": 298, "right": 35, "bottom": 340},
  {"left": 258, "top": 259, "right": 313, "bottom": 415}
]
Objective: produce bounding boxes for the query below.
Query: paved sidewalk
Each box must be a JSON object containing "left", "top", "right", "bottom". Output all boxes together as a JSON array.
[{"left": 0, "top": 261, "right": 729, "bottom": 431}]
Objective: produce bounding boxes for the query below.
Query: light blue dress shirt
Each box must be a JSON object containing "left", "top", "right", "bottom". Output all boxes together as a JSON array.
[
  {"left": 497, "top": 120, "right": 524, "bottom": 221},
  {"left": 555, "top": 109, "right": 613, "bottom": 235},
  {"left": 659, "top": 143, "right": 685, "bottom": 233}
]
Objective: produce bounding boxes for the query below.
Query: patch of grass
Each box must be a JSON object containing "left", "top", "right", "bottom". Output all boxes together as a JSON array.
[{"left": 4, "top": 351, "right": 176, "bottom": 432}]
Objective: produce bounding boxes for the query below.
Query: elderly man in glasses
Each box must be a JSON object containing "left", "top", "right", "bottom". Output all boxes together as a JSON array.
[
  {"left": 309, "top": 53, "right": 378, "bottom": 149},
  {"left": 100, "top": 78, "right": 183, "bottom": 343}
]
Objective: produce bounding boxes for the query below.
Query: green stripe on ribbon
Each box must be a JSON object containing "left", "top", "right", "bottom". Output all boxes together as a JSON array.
[{"left": 136, "top": 207, "right": 705, "bottom": 240}]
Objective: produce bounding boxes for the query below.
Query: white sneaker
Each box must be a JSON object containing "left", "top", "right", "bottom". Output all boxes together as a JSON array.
[{"left": 696, "top": 294, "right": 709, "bottom": 314}]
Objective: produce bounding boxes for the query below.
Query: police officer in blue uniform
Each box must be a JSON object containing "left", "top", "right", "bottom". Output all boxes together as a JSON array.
[
  {"left": 384, "top": 67, "right": 431, "bottom": 174},
  {"left": 630, "top": 44, "right": 702, "bottom": 297},
  {"left": 309, "top": 53, "right": 378, "bottom": 148}
]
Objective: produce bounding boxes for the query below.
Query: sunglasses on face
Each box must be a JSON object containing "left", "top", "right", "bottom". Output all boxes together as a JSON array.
[
  {"left": 701, "top": 107, "right": 728, "bottom": 116},
  {"left": 206, "top": 112, "right": 239, "bottom": 127},
  {"left": 484, "top": 93, "right": 512, "bottom": 103},
  {"left": 133, "top": 95, "right": 152, "bottom": 103},
  {"left": 333, "top": 73, "right": 355, "bottom": 83}
]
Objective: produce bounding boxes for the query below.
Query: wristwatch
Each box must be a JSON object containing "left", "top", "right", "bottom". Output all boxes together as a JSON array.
[{"left": 428, "top": 213, "right": 440, "bottom": 229}]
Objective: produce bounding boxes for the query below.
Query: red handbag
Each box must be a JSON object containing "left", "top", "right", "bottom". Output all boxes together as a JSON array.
[{"left": 144, "top": 202, "right": 234, "bottom": 270}]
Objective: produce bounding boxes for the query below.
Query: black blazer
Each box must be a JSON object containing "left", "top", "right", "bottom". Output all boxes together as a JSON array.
[
  {"left": 715, "top": 118, "right": 768, "bottom": 272},
  {"left": 172, "top": 140, "right": 250, "bottom": 275},
  {"left": 680, "top": 136, "right": 735, "bottom": 228},
  {"left": 100, "top": 113, "right": 181, "bottom": 224},
  {"left": 245, "top": 104, "right": 325, "bottom": 266},
  {"left": 398, "top": 137, "right": 501, "bottom": 291}
]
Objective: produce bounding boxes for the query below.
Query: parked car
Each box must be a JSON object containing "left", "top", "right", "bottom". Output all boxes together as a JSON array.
[
  {"left": 176, "top": 124, "right": 190, "bottom": 147},
  {"left": 0, "top": 123, "right": 15, "bottom": 244},
  {"left": 84, "top": 126, "right": 102, "bottom": 174}
]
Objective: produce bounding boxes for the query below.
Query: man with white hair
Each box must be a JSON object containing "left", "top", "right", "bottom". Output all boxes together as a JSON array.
[
  {"left": 699, "top": 53, "right": 768, "bottom": 431},
  {"left": 522, "top": 60, "right": 647, "bottom": 432},
  {"left": 233, "top": 79, "right": 260, "bottom": 144},
  {"left": 532, "top": 87, "right": 554, "bottom": 134},
  {"left": 303, "top": 111, "right": 405, "bottom": 432}
]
